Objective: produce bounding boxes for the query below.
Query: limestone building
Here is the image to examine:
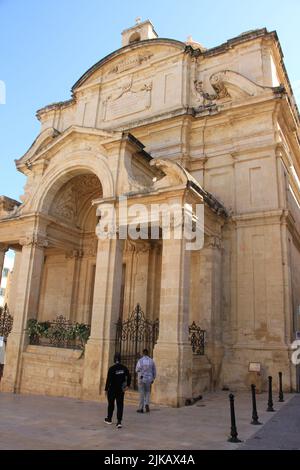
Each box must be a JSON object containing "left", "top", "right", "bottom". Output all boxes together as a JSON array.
[{"left": 0, "top": 20, "right": 300, "bottom": 405}]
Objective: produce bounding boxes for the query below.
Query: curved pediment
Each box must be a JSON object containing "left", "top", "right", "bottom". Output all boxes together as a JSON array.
[{"left": 72, "top": 39, "right": 186, "bottom": 91}]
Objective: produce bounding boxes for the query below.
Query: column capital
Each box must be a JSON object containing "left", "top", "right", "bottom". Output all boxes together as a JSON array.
[
  {"left": 205, "top": 235, "right": 222, "bottom": 250},
  {"left": 65, "top": 249, "right": 83, "bottom": 259},
  {"left": 19, "top": 233, "right": 48, "bottom": 249}
]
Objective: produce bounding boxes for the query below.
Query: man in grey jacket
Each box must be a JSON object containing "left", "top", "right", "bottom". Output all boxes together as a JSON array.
[{"left": 136, "top": 349, "right": 156, "bottom": 413}]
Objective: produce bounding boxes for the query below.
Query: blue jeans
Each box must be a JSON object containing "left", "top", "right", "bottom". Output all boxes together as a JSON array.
[{"left": 138, "top": 381, "right": 151, "bottom": 409}]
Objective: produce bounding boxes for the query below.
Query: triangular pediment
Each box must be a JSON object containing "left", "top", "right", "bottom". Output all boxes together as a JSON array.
[
  {"left": 16, "top": 125, "right": 122, "bottom": 172},
  {"left": 16, "top": 127, "right": 60, "bottom": 168}
]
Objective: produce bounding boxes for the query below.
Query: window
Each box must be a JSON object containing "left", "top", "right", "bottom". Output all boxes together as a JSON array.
[{"left": 0, "top": 288, "right": 5, "bottom": 297}]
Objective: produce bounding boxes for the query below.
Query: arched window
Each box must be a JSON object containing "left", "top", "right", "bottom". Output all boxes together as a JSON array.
[{"left": 129, "top": 32, "right": 141, "bottom": 44}]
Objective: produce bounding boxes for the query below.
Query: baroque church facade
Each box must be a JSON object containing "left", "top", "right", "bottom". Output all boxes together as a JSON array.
[{"left": 0, "top": 20, "right": 300, "bottom": 406}]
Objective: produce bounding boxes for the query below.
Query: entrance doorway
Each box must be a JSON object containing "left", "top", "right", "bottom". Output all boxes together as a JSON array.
[{"left": 115, "top": 303, "right": 159, "bottom": 389}]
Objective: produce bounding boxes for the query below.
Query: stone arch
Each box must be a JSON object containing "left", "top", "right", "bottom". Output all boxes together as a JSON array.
[
  {"left": 35, "top": 152, "right": 111, "bottom": 324},
  {"left": 129, "top": 32, "right": 141, "bottom": 44},
  {"left": 34, "top": 150, "right": 114, "bottom": 215},
  {"left": 48, "top": 173, "right": 101, "bottom": 229}
]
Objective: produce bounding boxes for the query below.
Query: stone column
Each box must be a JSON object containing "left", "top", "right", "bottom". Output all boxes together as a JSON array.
[
  {"left": 82, "top": 237, "right": 124, "bottom": 400},
  {"left": 153, "top": 236, "right": 193, "bottom": 407},
  {"left": 147, "top": 243, "right": 161, "bottom": 321},
  {"left": 199, "top": 235, "right": 223, "bottom": 388},
  {"left": 65, "top": 249, "right": 83, "bottom": 322},
  {"left": 0, "top": 244, "right": 8, "bottom": 288},
  {"left": 0, "top": 234, "right": 46, "bottom": 393},
  {"left": 132, "top": 242, "right": 151, "bottom": 311}
]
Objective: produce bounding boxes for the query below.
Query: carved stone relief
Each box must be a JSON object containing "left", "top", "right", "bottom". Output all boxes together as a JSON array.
[
  {"left": 65, "top": 249, "right": 84, "bottom": 259},
  {"left": 193, "top": 69, "right": 278, "bottom": 112},
  {"left": 194, "top": 80, "right": 218, "bottom": 108},
  {"left": 50, "top": 174, "right": 102, "bottom": 226},
  {"left": 19, "top": 233, "right": 49, "bottom": 248},
  {"left": 106, "top": 51, "right": 153, "bottom": 76},
  {"left": 84, "top": 238, "right": 98, "bottom": 257},
  {"left": 0, "top": 196, "right": 21, "bottom": 220},
  {"left": 103, "top": 77, "right": 152, "bottom": 121}
]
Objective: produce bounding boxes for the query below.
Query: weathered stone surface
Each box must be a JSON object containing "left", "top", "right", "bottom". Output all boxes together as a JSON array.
[{"left": 1, "top": 21, "right": 300, "bottom": 405}]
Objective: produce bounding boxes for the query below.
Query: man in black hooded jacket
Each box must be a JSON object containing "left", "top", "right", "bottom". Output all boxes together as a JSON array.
[{"left": 104, "top": 353, "right": 131, "bottom": 428}]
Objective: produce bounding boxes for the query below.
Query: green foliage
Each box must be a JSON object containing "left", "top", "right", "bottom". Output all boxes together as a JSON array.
[
  {"left": 74, "top": 323, "right": 91, "bottom": 346},
  {"left": 27, "top": 319, "right": 51, "bottom": 344},
  {"left": 26, "top": 318, "right": 90, "bottom": 352}
]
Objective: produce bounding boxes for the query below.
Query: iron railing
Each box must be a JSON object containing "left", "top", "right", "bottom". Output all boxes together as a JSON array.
[
  {"left": 27, "top": 315, "right": 90, "bottom": 350},
  {"left": 189, "top": 321, "right": 206, "bottom": 355}
]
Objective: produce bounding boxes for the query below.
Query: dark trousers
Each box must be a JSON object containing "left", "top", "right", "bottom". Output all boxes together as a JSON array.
[{"left": 107, "top": 389, "right": 125, "bottom": 423}]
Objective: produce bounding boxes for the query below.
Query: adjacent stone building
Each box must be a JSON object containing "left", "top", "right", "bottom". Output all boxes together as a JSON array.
[{"left": 0, "top": 20, "right": 300, "bottom": 405}]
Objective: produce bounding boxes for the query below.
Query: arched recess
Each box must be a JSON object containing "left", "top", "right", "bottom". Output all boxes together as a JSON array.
[
  {"left": 34, "top": 149, "right": 114, "bottom": 215},
  {"left": 36, "top": 159, "right": 108, "bottom": 325},
  {"left": 129, "top": 32, "right": 141, "bottom": 44}
]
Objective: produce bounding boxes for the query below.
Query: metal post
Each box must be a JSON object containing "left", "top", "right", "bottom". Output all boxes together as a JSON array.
[
  {"left": 251, "top": 384, "right": 262, "bottom": 425},
  {"left": 278, "top": 371, "right": 284, "bottom": 402},
  {"left": 228, "top": 394, "right": 242, "bottom": 443},
  {"left": 267, "top": 376, "right": 275, "bottom": 411}
]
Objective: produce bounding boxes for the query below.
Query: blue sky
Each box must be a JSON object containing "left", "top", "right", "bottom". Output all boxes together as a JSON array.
[{"left": 1, "top": 0, "right": 300, "bottom": 201}]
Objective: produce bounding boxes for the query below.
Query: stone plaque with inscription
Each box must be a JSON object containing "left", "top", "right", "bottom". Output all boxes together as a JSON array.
[
  {"left": 248, "top": 362, "right": 261, "bottom": 372},
  {"left": 104, "top": 84, "right": 152, "bottom": 121}
]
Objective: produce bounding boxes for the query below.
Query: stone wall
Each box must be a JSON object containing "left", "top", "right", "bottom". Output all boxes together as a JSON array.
[
  {"left": 192, "top": 355, "right": 212, "bottom": 398},
  {"left": 20, "top": 346, "right": 84, "bottom": 399}
]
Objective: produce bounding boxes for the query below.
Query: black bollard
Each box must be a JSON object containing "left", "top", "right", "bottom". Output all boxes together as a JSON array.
[
  {"left": 251, "top": 384, "right": 262, "bottom": 425},
  {"left": 278, "top": 372, "right": 284, "bottom": 402},
  {"left": 228, "top": 393, "right": 242, "bottom": 443},
  {"left": 267, "top": 376, "right": 275, "bottom": 412}
]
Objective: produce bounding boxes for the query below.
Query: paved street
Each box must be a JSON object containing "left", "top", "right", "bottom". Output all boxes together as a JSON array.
[
  {"left": 0, "top": 390, "right": 297, "bottom": 450},
  {"left": 240, "top": 394, "right": 300, "bottom": 450}
]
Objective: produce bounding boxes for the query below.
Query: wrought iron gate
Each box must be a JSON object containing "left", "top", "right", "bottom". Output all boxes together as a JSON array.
[{"left": 115, "top": 304, "right": 159, "bottom": 390}]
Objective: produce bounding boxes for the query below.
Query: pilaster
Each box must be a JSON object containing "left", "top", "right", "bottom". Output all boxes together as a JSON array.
[
  {"left": 82, "top": 237, "right": 124, "bottom": 400},
  {"left": 153, "top": 234, "right": 193, "bottom": 407},
  {"left": 1, "top": 233, "right": 47, "bottom": 392}
]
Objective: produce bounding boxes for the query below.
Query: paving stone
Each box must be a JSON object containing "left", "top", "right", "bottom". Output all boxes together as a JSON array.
[{"left": 0, "top": 391, "right": 295, "bottom": 450}]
